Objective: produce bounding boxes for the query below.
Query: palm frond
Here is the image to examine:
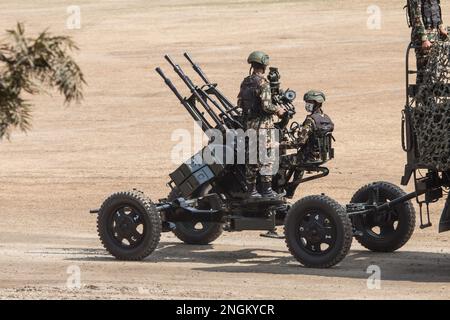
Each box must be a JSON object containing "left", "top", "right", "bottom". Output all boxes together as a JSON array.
[{"left": 0, "top": 22, "right": 85, "bottom": 140}]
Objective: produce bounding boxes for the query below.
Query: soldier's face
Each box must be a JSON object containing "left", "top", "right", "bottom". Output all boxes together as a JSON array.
[
  {"left": 259, "top": 66, "right": 267, "bottom": 74},
  {"left": 305, "top": 102, "right": 315, "bottom": 113}
]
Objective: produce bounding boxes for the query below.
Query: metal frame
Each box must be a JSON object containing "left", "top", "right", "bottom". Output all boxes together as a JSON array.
[{"left": 347, "top": 43, "right": 450, "bottom": 233}]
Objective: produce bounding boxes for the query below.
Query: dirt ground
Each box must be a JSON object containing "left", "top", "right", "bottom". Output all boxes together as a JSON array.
[{"left": 1, "top": 0, "right": 450, "bottom": 300}]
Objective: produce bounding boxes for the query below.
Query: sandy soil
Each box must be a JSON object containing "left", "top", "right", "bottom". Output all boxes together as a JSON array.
[{"left": 1, "top": 0, "right": 450, "bottom": 299}]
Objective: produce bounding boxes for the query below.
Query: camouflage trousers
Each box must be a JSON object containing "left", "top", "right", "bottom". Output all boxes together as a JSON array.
[
  {"left": 413, "top": 29, "right": 440, "bottom": 85},
  {"left": 245, "top": 118, "right": 276, "bottom": 185}
]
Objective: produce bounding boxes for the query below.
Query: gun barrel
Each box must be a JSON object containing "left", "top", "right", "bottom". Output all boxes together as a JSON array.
[
  {"left": 155, "top": 67, "right": 183, "bottom": 102},
  {"left": 183, "top": 52, "right": 238, "bottom": 116},
  {"left": 164, "top": 55, "right": 226, "bottom": 132},
  {"left": 155, "top": 67, "right": 212, "bottom": 132},
  {"left": 184, "top": 52, "right": 210, "bottom": 84},
  {"left": 165, "top": 55, "right": 193, "bottom": 83},
  {"left": 183, "top": 53, "right": 243, "bottom": 129}
]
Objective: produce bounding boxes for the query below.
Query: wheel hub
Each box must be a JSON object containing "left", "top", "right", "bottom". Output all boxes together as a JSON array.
[
  {"left": 110, "top": 205, "right": 144, "bottom": 247},
  {"left": 297, "top": 212, "right": 336, "bottom": 254},
  {"left": 118, "top": 216, "right": 137, "bottom": 236},
  {"left": 302, "top": 223, "right": 326, "bottom": 243}
]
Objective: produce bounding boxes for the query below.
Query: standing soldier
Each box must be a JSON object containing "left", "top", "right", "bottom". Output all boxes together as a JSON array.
[
  {"left": 407, "top": 0, "right": 448, "bottom": 84},
  {"left": 237, "top": 51, "right": 286, "bottom": 199}
]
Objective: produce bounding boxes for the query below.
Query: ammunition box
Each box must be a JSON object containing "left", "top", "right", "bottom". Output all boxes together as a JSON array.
[{"left": 169, "top": 145, "right": 226, "bottom": 197}]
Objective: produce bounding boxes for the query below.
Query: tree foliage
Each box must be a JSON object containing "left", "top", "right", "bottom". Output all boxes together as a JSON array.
[{"left": 0, "top": 23, "right": 85, "bottom": 139}]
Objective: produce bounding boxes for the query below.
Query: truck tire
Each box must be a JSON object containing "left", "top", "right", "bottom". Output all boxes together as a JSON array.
[{"left": 350, "top": 181, "right": 415, "bottom": 252}]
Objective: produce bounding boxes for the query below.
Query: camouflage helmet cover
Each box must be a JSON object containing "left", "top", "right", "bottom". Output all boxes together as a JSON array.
[
  {"left": 247, "top": 51, "right": 270, "bottom": 66},
  {"left": 303, "top": 90, "right": 326, "bottom": 104}
]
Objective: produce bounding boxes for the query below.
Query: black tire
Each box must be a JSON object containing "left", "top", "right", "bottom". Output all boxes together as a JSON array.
[
  {"left": 97, "top": 190, "right": 161, "bottom": 260},
  {"left": 168, "top": 187, "right": 223, "bottom": 245},
  {"left": 350, "top": 181, "right": 416, "bottom": 252},
  {"left": 284, "top": 195, "right": 353, "bottom": 268}
]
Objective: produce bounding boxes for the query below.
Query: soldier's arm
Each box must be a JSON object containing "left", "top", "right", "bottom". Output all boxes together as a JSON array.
[
  {"left": 296, "top": 117, "right": 315, "bottom": 145},
  {"left": 410, "top": 0, "right": 427, "bottom": 42},
  {"left": 260, "top": 80, "right": 280, "bottom": 114}
]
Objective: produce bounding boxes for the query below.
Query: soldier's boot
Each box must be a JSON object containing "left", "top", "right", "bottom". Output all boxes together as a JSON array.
[
  {"left": 261, "top": 182, "right": 278, "bottom": 198},
  {"left": 248, "top": 184, "right": 262, "bottom": 199}
]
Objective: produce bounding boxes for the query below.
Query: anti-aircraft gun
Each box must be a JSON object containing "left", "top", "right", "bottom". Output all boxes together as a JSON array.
[{"left": 92, "top": 53, "right": 352, "bottom": 268}]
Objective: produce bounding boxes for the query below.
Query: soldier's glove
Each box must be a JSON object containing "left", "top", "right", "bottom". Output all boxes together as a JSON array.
[
  {"left": 276, "top": 108, "right": 286, "bottom": 118},
  {"left": 286, "top": 110, "right": 296, "bottom": 118},
  {"left": 422, "top": 39, "right": 432, "bottom": 51}
]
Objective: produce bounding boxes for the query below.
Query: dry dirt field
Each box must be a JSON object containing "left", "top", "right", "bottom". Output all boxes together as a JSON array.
[{"left": 1, "top": 0, "right": 450, "bottom": 299}]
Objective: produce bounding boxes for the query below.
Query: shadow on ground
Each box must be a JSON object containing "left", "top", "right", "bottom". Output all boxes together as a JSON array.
[{"left": 54, "top": 241, "right": 450, "bottom": 283}]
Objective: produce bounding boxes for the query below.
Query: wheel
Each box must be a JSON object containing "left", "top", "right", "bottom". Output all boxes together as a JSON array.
[
  {"left": 168, "top": 187, "right": 223, "bottom": 245},
  {"left": 284, "top": 195, "right": 353, "bottom": 268},
  {"left": 97, "top": 190, "right": 161, "bottom": 260},
  {"left": 350, "top": 181, "right": 416, "bottom": 252}
]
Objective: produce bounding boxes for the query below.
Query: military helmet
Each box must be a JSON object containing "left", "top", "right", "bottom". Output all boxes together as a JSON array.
[
  {"left": 303, "top": 90, "right": 326, "bottom": 104},
  {"left": 247, "top": 51, "right": 270, "bottom": 66}
]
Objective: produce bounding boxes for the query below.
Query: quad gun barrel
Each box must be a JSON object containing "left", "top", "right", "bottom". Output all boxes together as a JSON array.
[{"left": 155, "top": 53, "right": 245, "bottom": 137}]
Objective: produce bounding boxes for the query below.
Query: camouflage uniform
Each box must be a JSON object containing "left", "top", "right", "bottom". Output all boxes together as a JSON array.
[
  {"left": 409, "top": 0, "right": 444, "bottom": 84},
  {"left": 296, "top": 116, "right": 315, "bottom": 146},
  {"left": 296, "top": 90, "right": 334, "bottom": 162},
  {"left": 297, "top": 111, "right": 335, "bottom": 162},
  {"left": 237, "top": 72, "right": 279, "bottom": 185}
]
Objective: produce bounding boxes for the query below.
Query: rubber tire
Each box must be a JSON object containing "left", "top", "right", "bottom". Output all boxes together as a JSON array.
[
  {"left": 350, "top": 181, "right": 415, "bottom": 252},
  {"left": 284, "top": 195, "right": 353, "bottom": 268},
  {"left": 168, "top": 188, "right": 223, "bottom": 245},
  {"left": 97, "top": 190, "right": 161, "bottom": 260}
]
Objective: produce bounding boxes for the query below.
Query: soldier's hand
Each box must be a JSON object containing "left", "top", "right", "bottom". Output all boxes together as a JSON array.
[
  {"left": 276, "top": 108, "right": 286, "bottom": 118},
  {"left": 440, "top": 27, "right": 449, "bottom": 39},
  {"left": 422, "top": 39, "right": 432, "bottom": 50}
]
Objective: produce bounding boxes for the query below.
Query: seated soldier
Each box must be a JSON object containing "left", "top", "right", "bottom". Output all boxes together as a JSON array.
[{"left": 296, "top": 90, "right": 334, "bottom": 163}]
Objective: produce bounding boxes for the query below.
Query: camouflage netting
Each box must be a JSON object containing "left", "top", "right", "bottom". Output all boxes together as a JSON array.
[{"left": 412, "top": 41, "right": 450, "bottom": 171}]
